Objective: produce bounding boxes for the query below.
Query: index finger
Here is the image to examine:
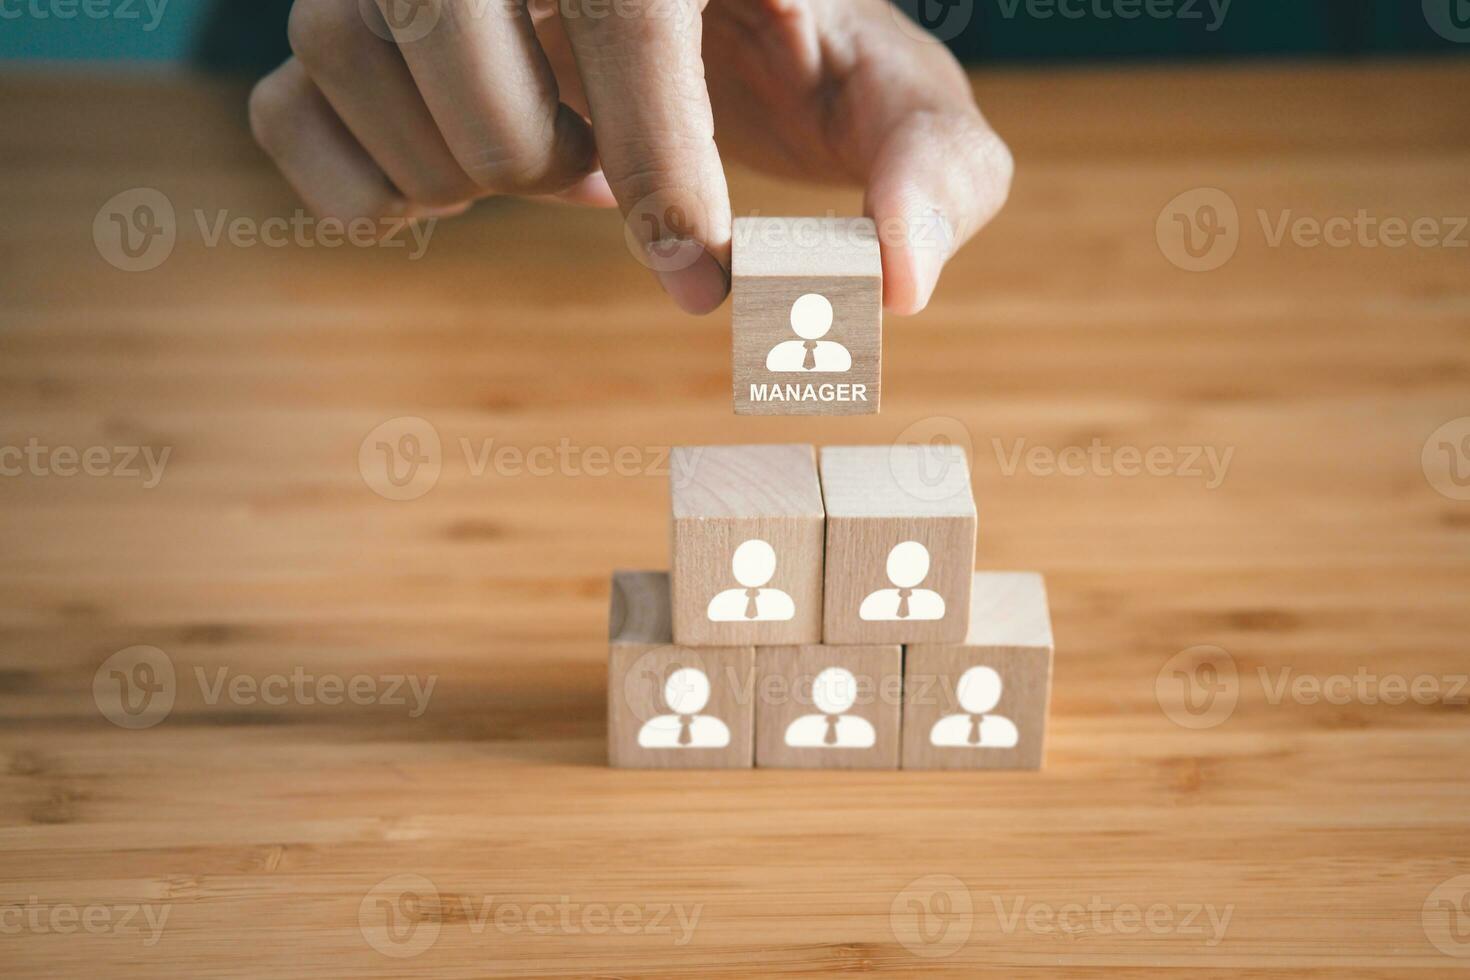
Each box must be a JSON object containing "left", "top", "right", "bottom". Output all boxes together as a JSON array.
[{"left": 559, "top": 0, "right": 731, "bottom": 314}]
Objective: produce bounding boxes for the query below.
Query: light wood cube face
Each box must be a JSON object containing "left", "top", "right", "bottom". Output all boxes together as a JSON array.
[
  {"left": 901, "top": 573, "right": 1055, "bottom": 771},
  {"left": 731, "top": 217, "right": 882, "bottom": 417},
  {"left": 608, "top": 571, "right": 754, "bottom": 770},
  {"left": 670, "top": 445, "right": 825, "bottom": 647},
  {"left": 820, "top": 446, "right": 977, "bottom": 645},
  {"left": 754, "top": 645, "right": 902, "bottom": 769}
]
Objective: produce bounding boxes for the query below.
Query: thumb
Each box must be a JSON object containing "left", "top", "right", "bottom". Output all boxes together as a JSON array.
[{"left": 864, "top": 111, "right": 1014, "bottom": 315}]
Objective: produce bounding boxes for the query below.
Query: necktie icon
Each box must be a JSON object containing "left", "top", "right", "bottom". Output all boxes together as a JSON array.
[
  {"left": 677, "top": 714, "right": 693, "bottom": 746},
  {"left": 743, "top": 588, "right": 761, "bottom": 619},
  {"left": 967, "top": 714, "right": 982, "bottom": 745},
  {"left": 802, "top": 340, "right": 818, "bottom": 371},
  {"left": 895, "top": 588, "right": 913, "bottom": 619},
  {"left": 823, "top": 714, "right": 840, "bottom": 745}
]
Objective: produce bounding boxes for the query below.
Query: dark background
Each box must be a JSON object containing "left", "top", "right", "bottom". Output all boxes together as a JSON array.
[{"left": 194, "top": 0, "right": 1469, "bottom": 73}]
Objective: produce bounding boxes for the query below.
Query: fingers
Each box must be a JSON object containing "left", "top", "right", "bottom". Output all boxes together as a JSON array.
[
  {"left": 865, "top": 109, "right": 1014, "bottom": 315},
  {"left": 382, "top": 0, "right": 599, "bottom": 198},
  {"left": 560, "top": 0, "right": 732, "bottom": 315},
  {"left": 249, "top": 59, "right": 429, "bottom": 222},
  {"left": 285, "top": 0, "right": 479, "bottom": 208}
]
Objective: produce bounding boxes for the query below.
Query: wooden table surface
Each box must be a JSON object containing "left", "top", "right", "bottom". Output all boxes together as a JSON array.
[{"left": 3, "top": 60, "right": 1469, "bottom": 978}]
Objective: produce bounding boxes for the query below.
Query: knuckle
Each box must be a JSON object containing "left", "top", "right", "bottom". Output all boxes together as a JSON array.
[
  {"left": 287, "top": 0, "right": 364, "bottom": 73},
  {"left": 247, "top": 70, "right": 297, "bottom": 155}
]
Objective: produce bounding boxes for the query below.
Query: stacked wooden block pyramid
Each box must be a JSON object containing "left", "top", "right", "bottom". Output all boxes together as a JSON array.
[{"left": 608, "top": 444, "right": 1054, "bottom": 770}]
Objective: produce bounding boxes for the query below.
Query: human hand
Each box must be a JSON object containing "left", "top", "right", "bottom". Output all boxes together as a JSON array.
[{"left": 249, "top": 0, "right": 1012, "bottom": 315}]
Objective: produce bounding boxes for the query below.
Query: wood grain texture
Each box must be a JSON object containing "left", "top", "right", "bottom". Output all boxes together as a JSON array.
[
  {"left": 670, "top": 445, "right": 825, "bottom": 646},
  {"left": 753, "top": 645, "right": 902, "bottom": 769},
  {"left": 903, "top": 573, "right": 1055, "bottom": 771},
  {"left": 732, "top": 217, "right": 882, "bottom": 416},
  {"left": 3, "top": 62, "right": 1470, "bottom": 977},
  {"left": 820, "top": 445, "right": 977, "bottom": 645},
  {"left": 608, "top": 571, "right": 754, "bottom": 769}
]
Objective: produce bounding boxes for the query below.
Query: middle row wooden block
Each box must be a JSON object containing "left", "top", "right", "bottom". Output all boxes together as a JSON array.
[{"left": 669, "top": 444, "right": 977, "bottom": 648}]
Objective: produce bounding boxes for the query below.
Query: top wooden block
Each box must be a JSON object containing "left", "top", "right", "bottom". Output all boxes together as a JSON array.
[
  {"left": 731, "top": 218, "right": 882, "bottom": 417},
  {"left": 732, "top": 217, "right": 884, "bottom": 279}
]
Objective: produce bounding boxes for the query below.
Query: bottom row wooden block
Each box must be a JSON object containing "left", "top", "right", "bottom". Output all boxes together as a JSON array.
[{"left": 609, "top": 570, "right": 1054, "bottom": 770}]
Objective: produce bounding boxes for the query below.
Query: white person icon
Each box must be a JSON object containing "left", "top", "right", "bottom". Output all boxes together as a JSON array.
[
  {"left": 859, "top": 541, "right": 945, "bottom": 621},
  {"left": 929, "top": 666, "right": 1019, "bottom": 748},
  {"left": 783, "top": 667, "right": 877, "bottom": 748},
  {"left": 765, "top": 293, "right": 852, "bottom": 373},
  {"left": 707, "top": 539, "right": 796, "bottom": 622},
  {"left": 637, "top": 667, "right": 731, "bottom": 749}
]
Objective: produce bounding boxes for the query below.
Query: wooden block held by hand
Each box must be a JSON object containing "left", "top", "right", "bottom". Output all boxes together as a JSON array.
[
  {"left": 901, "top": 572, "right": 1054, "bottom": 771},
  {"left": 820, "top": 445, "right": 977, "bottom": 645},
  {"left": 754, "top": 645, "right": 902, "bottom": 769},
  {"left": 731, "top": 217, "right": 882, "bottom": 417},
  {"left": 671, "top": 445, "right": 825, "bottom": 647},
  {"left": 608, "top": 570, "right": 754, "bottom": 769}
]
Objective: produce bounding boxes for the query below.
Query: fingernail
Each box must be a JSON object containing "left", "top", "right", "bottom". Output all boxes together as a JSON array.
[{"left": 653, "top": 248, "right": 729, "bottom": 315}]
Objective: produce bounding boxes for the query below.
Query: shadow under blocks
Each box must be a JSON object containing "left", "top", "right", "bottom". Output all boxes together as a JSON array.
[{"left": 607, "top": 445, "right": 1054, "bottom": 770}]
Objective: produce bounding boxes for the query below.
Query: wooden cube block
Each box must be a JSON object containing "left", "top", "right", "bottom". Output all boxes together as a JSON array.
[
  {"left": 754, "top": 645, "right": 902, "bottom": 769},
  {"left": 819, "top": 445, "right": 977, "bottom": 645},
  {"left": 731, "top": 217, "right": 882, "bottom": 417},
  {"left": 901, "top": 572, "right": 1054, "bottom": 771},
  {"left": 670, "top": 445, "right": 825, "bottom": 647},
  {"left": 608, "top": 570, "right": 754, "bottom": 769}
]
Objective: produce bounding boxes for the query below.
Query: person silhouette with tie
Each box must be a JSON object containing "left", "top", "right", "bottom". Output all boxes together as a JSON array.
[
  {"left": 929, "top": 666, "right": 1019, "bottom": 748},
  {"left": 783, "top": 667, "right": 877, "bottom": 748},
  {"left": 707, "top": 539, "right": 796, "bottom": 622},
  {"left": 637, "top": 667, "right": 732, "bottom": 748},
  {"left": 765, "top": 293, "right": 853, "bottom": 373},
  {"left": 859, "top": 541, "right": 946, "bottom": 621}
]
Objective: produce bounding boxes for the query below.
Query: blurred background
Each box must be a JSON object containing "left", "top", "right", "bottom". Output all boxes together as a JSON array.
[{"left": 1, "top": 0, "right": 1466, "bottom": 72}]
